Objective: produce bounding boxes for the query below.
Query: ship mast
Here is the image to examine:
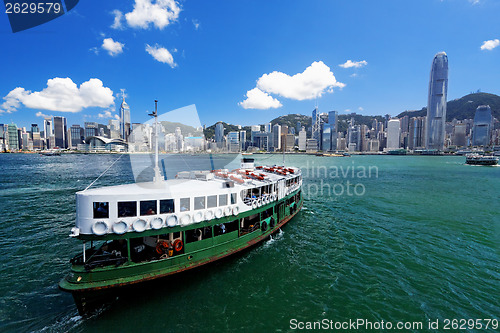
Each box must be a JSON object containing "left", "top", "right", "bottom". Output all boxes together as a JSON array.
[{"left": 149, "top": 100, "right": 163, "bottom": 183}]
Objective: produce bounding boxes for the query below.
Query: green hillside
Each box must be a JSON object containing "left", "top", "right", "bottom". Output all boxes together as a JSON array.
[{"left": 397, "top": 92, "right": 500, "bottom": 121}]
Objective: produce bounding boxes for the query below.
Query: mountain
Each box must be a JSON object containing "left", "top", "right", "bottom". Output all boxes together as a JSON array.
[
  {"left": 203, "top": 122, "right": 252, "bottom": 140},
  {"left": 397, "top": 92, "right": 500, "bottom": 121},
  {"left": 160, "top": 121, "right": 202, "bottom": 137}
]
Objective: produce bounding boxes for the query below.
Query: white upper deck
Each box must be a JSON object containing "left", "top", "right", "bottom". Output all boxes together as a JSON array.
[{"left": 73, "top": 162, "right": 302, "bottom": 237}]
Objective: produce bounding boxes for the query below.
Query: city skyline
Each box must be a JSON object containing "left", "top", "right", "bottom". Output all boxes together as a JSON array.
[{"left": 1, "top": 1, "right": 500, "bottom": 131}]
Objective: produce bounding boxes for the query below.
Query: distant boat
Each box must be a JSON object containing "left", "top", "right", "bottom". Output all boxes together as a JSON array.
[
  {"left": 40, "top": 151, "right": 61, "bottom": 156},
  {"left": 387, "top": 149, "right": 407, "bottom": 155},
  {"left": 465, "top": 153, "right": 499, "bottom": 166}
]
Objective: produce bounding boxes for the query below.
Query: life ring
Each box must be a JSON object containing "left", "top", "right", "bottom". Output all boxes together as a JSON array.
[
  {"left": 173, "top": 239, "right": 183, "bottom": 252},
  {"left": 166, "top": 215, "right": 178, "bottom": 227},
  {"left": 133, "top": 219, "right": 147, "bottom": 232},
  {"left": 232, "top": 206, "right": 239, "bottom": 216},
  {"left": 150, "top": 217, "right": 163, "bottom": 230},
  {"left": 261, "top": 221, "right": 268, "bottom": 232},
  {"left": 194, "top": 211, "right": 204, "bottom": 223},
  {"left": 205, "top": 210, "right": 214, "bottom": 220},
  {"left": 272, "top": 194, "right": 276, "bottom": 201},
  {"left": 112, "top": 220, "right": 128, "bottom": 234},
  {"left": 156, "top": 241, "right": 169, "bottom": 254},
  {"left": 270, "top": 217, "right": 276, "bottom": 229},
  {"left": 251, "top": 200, "right": 258, "bottom": 209},
  {"left": 224, "top": 206, "right": 232, "bottom": 216},
  {"left": 92, "top": 221, "right": 108, "bottom": 235},
  {"left": 180, "top": 214, "right": 192, "bottom": 226},
  {"left": 215, "top": 208, "right": 223, "bottom": 219}
]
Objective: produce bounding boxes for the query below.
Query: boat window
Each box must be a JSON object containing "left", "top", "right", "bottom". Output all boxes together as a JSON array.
[
  {"left": 140, "top": 200, "right": 157, "bottom": 216},
  {"left": 231, "top": 193, "right": 237, "bottom": 204},
  {"left": 262, "top": 207, "right": 273, "bottom": 219},
  {"left": 185, "top": 227, "right": 212, "bottom": 243},
  {"left": 219, "top": 194, "right": 228, "bottom": 206},
  {"left": 194, "top": 196, "right": 205, "bottom": 210},
  {"left": 180, "top": 198, "right": 190, "bottom": 212},
  {"left": 207, "top": 195, "right": 217, "bottom": 208},
  {"left": 160, "top": 199, "right": 175, "bottom": 214},
  {"left": 214, "top": 220, "right": 239, "bottom": 236},
  {"left": 118, "top": 201, "right": 137, "bottom": 217},
  {"left": 93, "top": 202, "right": 109, "bottom": 219}
]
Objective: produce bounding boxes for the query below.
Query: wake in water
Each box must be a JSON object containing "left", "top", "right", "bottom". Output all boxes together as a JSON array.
[{"left": 263, "top": 228, "right": 285, "bottom": 248}]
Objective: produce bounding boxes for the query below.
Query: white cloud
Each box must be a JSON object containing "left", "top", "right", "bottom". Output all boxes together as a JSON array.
[
  {"left": 358, "top": 107, "right": 364, "bottom": 111},
  {"left": 255, "top": 61, "right": 345, "bottom": 101},
  {"left": 469, "top": 0, "right": 480, "bottom": 5},
  {"left": 239, "top": 88, "right": 282, "bottom": 110},
  {"left": 102, "top": 38, "right": 124, "bottom": 56},
  {"left": 145, "top": 43, "right": 176, "bottom": 67},
  {"left": 98, "top": 110, "right": 118, "bottom": 119},
  {"left": 192, "top": 19, "right": 200, "bottom": 30},
  {"left": 89, "top": 47, "right": 99, "bottom": 55},
  {"left": 36, "top": 111, "right": 50, "bottom": 118},
  {"left": 124, "top": 0, "right": 181, "bottom": 30},
  {"left": 480, "top": 39, "right": 499, "bottom": 51},
  {"left": 0, "top": 78, "right": 114, "bottom": 113},
  {"left": 339, "top": 60, "right": 368, "bottom": 68},
  {"left": 350, "top": 73, "right": 358, "bottom": 78},
  {"left": 111, "top": 9, "right": 124, "bottom": 29}
]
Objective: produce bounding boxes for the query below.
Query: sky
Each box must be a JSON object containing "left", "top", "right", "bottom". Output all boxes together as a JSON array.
[{"left": 0, "top": 0, "right": 499, "bottom": 130}]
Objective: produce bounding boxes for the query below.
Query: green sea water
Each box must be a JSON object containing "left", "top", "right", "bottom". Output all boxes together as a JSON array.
[{"left": 0, "top": 154, "right": 498, "bottom": 332}]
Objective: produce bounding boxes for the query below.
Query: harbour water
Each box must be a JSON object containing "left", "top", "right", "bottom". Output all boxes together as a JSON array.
[{"left": 0, "top": 154, "right": 498, "bottom": 332}]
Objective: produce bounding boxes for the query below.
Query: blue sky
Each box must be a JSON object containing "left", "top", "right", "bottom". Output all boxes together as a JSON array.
[{"left": 1, "top": 0, "right": 499, "bottom": 130}]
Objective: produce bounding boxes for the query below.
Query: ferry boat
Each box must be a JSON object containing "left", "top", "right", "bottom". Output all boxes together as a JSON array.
[
  {"left": 59, "top": 105, "right": 303, "bottom": 314},
  {"left": 465, "top": 153, "right": 499, "bottom": 166}
]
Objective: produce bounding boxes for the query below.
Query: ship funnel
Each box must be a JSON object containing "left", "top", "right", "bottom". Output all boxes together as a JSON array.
[{"left": 241, "top": 156, "right": 255, "bottom": 170}]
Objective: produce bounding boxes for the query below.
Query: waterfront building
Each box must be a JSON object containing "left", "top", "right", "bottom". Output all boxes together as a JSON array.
[
  {"left": 296, "top": 121, "right": 301, "bottom": 134},
  {"left": 264, "top": 123, "right": 271, "bottom": 133},
  {"left": 8, "top": 123, "right": 19, "bottom": 150},
  {"left": 84, "top": 122, "right": 99, "bottom": 139},
  {"left": 312, "top": 107, "right": 321, "bottom": 144},
  {"left": 337, "top": 137, "right": 347, "bottom": 151},
  {"left": 227, "top": 131, "right": 240, "bottom": 152},
  {"left": 298, "top": 127, "right": 306, "bottom": 151},
  {"left": 408, "top": 116, "right": 426, "bottom": 150},
  {"left": 387, "top": 119, "right": 401, "bottom": 149},
  {"left": 53, "top": 116, "right": 68, "bottom": 149},
  {"left": 306, "top": 138, "right": 318, "bottom": 152},
  {"left": 426, "top": 52, "right": 448, "bottom": 150},
  {"left": 252, "top": 132, "right": 272, "bottom": 151},
  {"left": 43, "top": 117, "right": 53, "bottom": 139},
  {"left": 472, "top": 105, "right": 493, "bottom": 147},
  {"left": 452, "top": 123, "right": 467, "bottom": 147},
  {"left": 285, "top": 133, "right": 295, "bottom": 152},
  {"left": 272, "top": 124, "right": 281, "bottom": 151},
  {"left": 215, "top": 122, "right": 224, "bottom": 148},
  {"left": 120, "top": 95, "right": 131, "bottom": 141},
  {"left": 368, "top": 139, "right": 380, "bottom": 152},
  {"left": 239, "top": 130, "right": 246, "bottom": 151},
  {"left": 328, "top": 111, "right": 338, "bottom": 151},
  {"left": 70, "top": 125, "right": 84, "bottom": 148},
  {"left": 321, "top": 123, "right": 331, "bottom": 151}
]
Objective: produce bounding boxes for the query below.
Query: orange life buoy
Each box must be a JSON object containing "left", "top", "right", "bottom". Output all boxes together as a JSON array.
[
  {"left": 156, "top": 241, "right": 169, "bottom": 254},
  {"left": 173, "top": 239, "right": 183, "bottom": 252}
]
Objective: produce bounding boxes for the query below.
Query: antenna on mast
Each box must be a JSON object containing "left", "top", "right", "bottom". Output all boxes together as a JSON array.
[{"left": 149, "top": 100, "right": 163, "bottom": 183}]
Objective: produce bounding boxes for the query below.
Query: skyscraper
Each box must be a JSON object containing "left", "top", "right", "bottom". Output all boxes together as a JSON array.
[
  {"left": 120, "top": 94, "right": 131, "bottom": 141},
  {"left": 472, "top": 105, "right": 493, "bottom": 146},
  {"left": 426, "top": 52, "right": 448, "bottom": 150},
  {"left": 328, "top": 111, "right": 338, "bottom": 151},
  {"left": 215, "top": 122, "right": 224, "bottom": 148},
  {"left": 53, "top": 116, "right": 68, "bottom": 148},
  {"left": 311, "top": 107, "right": 321, "bottom": 144},
  {"left": 387, "top": 119, "right": 401, "bottom": 149},
  {"left": 272, "top": 123, "right": 281, "bottom": 151}
]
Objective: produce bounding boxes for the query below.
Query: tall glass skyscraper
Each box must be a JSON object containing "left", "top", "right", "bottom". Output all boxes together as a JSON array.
[
  {"left": 120, "top": 95, "right": 131, "bottom": 141},
  {"left": 215, "top": 122, "right": 224, "bottom": 148},
  {"left": 426, "top": 52, "right": 448, "bottom": 150},
  {"left": 472, "top": 105, "right": 493, "bottom": 146}
]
